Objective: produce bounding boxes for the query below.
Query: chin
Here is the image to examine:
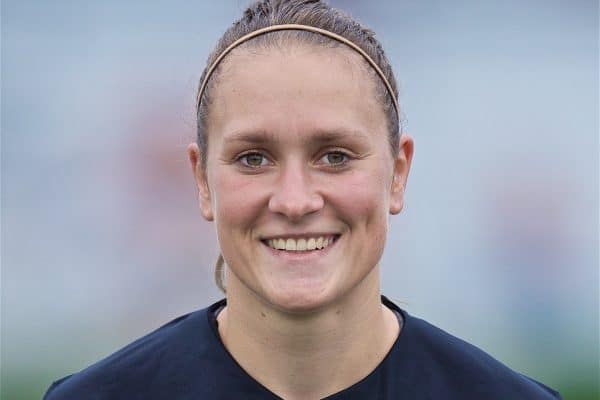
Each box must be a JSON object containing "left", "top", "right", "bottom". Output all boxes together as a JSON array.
[{"left": 264, "top": 284, "right": 337, "bottom": 314}]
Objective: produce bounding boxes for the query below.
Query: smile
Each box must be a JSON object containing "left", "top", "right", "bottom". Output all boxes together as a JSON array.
[{"left": 263, "top": 235, "right": 339, "bottom": 252}]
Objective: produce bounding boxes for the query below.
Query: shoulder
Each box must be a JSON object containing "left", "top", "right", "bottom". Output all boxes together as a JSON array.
[
  {"left": 383, "top": 297, "right": 561, "bottom": 399},
  {"left": 43, "top": 301, "right": 223, "bottom": 400}
]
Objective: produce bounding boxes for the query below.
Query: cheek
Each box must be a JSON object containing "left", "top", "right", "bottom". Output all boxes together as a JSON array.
[
  {"left": 210, "top": 169, "right": 268, "bottom": 234},
  {"left": 324, "top": 168, "right": 390, "bottom": 279},
  {"left": 326, "top": 164, "right": 391, "bottom": 262},
  {"left": 327, "top": 166, "right": 391, "bottom": 225}
]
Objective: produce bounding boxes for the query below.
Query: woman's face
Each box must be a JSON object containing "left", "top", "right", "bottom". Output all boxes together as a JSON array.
[{"left": 189, "top": 44, "right": 413, "bottom": 312}]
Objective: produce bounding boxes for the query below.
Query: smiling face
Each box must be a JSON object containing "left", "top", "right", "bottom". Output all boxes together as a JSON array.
[{"left": 189, "top": 44, "right": 413, "bottom": 313}]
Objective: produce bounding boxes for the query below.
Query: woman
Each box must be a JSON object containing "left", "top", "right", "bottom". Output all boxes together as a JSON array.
[{"left": 45, "top": 1, "right": 561, "bottom": 399}]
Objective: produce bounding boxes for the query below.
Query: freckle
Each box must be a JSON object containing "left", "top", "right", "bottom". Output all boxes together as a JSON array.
[
  {"left": 335, "top": 309, "right": 341, "bottom": 315},
  {"left": 260, "top": 312, "right": 266, "bottom": 318}
]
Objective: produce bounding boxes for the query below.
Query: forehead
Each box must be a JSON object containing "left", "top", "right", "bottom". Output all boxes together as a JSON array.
[{"left": 207, "top": 44, "right": 387, "bottom": 142}]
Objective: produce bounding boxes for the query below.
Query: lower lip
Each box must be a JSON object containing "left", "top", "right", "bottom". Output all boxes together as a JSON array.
[{"left": 262, "top": 236, "right": 341, "bottom": 262}]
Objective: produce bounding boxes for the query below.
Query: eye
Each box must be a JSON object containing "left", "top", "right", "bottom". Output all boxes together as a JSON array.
[
  {"left": 239, "top": 152, "right": 269, "bottom": 167},
  {"left": 319, "top": 151, "right": 349, "bottom": 166}
]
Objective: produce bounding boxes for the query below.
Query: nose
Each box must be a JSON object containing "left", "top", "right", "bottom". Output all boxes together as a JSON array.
[{"left": 268, "top": 162, "right": 324, "bottom": 221}]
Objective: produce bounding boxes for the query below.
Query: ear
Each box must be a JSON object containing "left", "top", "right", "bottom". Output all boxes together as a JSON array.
[
  {"left": 187, "top": 142, "right": 214, "bottom": 221},
  {"left": 389, "top": 134, "right": 414, "bottom": 215}
]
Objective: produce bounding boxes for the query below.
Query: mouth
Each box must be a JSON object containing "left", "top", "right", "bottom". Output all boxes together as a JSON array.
[{"left": 261, "top": 234, "right": 341, "bottom": 255}]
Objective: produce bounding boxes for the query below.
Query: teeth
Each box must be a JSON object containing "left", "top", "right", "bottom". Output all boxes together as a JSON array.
[
  {"left": 285, "top": 238, "right": 296, "bottom": 251},
  {"left": 296, "top": 238, "right": 307, "bottom": 251},
  {"left": 265, "top": 236, "right": 336, "bottom": 251}
]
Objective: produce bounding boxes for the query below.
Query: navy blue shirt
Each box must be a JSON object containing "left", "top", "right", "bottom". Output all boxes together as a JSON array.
[{"left": 44, "top": 296, "right": 561, "bottom": 399}]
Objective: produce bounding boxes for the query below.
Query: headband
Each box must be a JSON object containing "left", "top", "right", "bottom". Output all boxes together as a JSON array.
[{"left": 196, "top": 24, "right": 399, "bottom": 116}]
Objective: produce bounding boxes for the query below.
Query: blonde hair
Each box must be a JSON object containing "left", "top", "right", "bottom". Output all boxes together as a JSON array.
[{"left": 196, "top": 0, "right": 401, "bottom": 292}]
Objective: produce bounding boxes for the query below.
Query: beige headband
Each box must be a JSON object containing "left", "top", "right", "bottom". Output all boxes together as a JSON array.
[{"left": 196, "top": 23, "right": 399, "bottom": 116}]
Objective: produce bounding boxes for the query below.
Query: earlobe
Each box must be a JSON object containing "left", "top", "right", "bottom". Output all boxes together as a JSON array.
[
  {"left": 187, "top": 142, "right": 214, "bottom": 221},
  {"left": 389, "top": 181, "right": 405, "bottom": 215},
  {"left": 389, "top": 134, "right": 414, "bottom": 215}
]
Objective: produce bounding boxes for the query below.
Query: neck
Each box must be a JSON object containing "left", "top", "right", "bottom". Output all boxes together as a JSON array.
[{"left": 216, "top": 266, "right": 400, "bottom": 400}]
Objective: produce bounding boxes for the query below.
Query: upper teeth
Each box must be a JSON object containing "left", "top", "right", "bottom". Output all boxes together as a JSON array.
[{"left": 266, "top": 236, "right": 335, "bottom": 251}]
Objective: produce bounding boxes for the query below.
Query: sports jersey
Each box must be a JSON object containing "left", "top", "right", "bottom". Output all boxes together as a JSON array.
[{"left": 44, "top": 296, "right": 561, "bottom": 399}]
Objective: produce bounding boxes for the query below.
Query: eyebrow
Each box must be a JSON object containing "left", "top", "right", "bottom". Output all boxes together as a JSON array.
[
  {"left": 223, "top": 130, "right": 280, "bottom": 145},
  {"left": 222, "top": 128, "right": 371, "bottom": 145}
]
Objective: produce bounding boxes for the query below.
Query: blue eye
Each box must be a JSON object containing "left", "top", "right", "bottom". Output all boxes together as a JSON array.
[
  {"left": 320, "top": 152, "right": 349, "bottom": 165},
  {"left": 240, "top": 152, "right": 268, "bottom": 167}
]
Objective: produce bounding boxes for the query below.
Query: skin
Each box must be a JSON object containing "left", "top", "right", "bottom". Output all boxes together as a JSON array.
[{"left": 188, "top": 44, "right": 413, "bottom": 399}]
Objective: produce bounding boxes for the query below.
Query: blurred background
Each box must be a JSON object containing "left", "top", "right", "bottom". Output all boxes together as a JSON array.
[{"left": 1, "top": 0, "right": 598, "bottom": 399}]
